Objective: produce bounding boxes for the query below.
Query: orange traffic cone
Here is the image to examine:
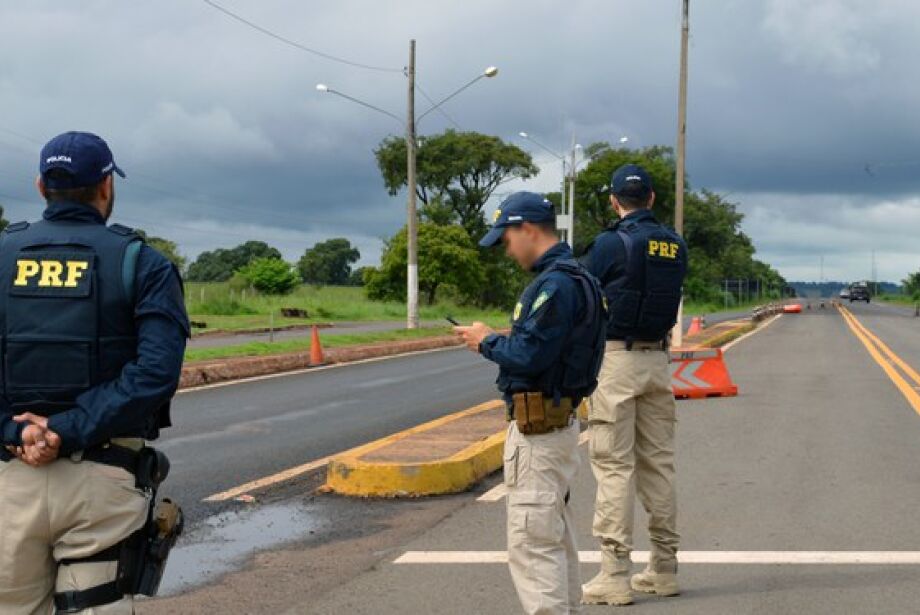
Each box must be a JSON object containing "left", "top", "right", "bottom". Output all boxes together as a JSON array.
[
  {"left": 686, "top": 316, "right": 704, "bottom": 337},
  {"left": 310, "top": 325, "right": 325, "bottom": 365},
  {"left": 670, "top": 348, "right": 738, "bottom": 399}
]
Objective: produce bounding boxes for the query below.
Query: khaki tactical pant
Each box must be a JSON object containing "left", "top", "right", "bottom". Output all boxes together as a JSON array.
[
  {"left": 588, "top": 346, "right": 679, "bottom": 573},
  {"left": 0, "top": 456, "right": 150, "bottom": 614},
  {"left": 504, "top": 421, "right": 581, "bottom": 615}
]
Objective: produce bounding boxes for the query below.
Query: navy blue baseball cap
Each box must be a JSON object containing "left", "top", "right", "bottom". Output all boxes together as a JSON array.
[
  {"left": 39, "top": 131, "right": 125, "bottom": 189},
  {"left": 480, "top": 191, "right": 555, "bottom": 248},
  {"left": 610, "top": 163, "right": 652, "bottom": 198}
]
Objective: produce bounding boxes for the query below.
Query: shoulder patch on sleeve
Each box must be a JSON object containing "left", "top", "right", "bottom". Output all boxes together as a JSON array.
[{"left": 529, "top": 287, "right": 556, "bottom": 316}]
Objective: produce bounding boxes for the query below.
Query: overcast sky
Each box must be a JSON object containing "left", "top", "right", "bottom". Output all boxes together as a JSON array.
[{"left": 0, "top": 0, "right": 917, "bottom": 282}]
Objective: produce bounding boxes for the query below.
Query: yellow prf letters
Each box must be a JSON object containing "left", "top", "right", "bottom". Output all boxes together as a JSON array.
[
  {"left": 14, "top": 259, "right": 89, "bottom": 288},
  {"left": 648, "top": 240, "right": 679, "bottom": 259}
]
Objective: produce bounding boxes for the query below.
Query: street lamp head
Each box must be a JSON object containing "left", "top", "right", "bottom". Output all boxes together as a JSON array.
[
  {"left": 315, "top": 84, "right": 329, "bottom": 92},
  {"left": 619, "top": 136, "right": 629, "bottom": 144},
  {"left": 519, "top": 131, "right": 529, "bottom": 138},
  {"left": 575, "top": 143, "right": 583, "bottom": 150},
  {"left": 483, "top": 66, "right": 499, "bottom": 78}
]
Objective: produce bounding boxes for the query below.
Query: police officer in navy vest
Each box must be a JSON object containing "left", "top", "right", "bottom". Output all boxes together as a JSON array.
[
  {"left": 0, "top": 132, "right": 189, "bottom": 614},
  {"left": 455, "top": 191, "right": 606, "bottom": 615},
  {"left": 579, "top": 164, "right": 688, "bottom": 605}
]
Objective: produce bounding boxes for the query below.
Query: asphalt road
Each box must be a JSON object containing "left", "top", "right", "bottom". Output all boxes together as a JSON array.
[
  {"left": 159, "top": 346, "right": 497, "bottom": 523},
  {"left": 297, "top": 301, "right": 920, "bottom": 614}
]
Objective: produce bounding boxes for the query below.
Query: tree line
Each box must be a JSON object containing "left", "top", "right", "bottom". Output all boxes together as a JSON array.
[{"left": 0, "top": 128, "right": 799, "bottom": 305}]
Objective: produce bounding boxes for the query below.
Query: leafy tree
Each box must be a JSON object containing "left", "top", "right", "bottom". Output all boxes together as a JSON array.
[
  {"left": 187, "top": 241, "right": 282, "bottom": 282},
  {"left": 239, "top": 257, "right": 301, "bottom": 295},
  {"left": 0, "top": 204, "right": 9, "bottom": 233},
  {"left": 349, "top": 266, "right": 373, "bottom": 287},
  {"left": 364, "top": 223, "right": 484, "bottom": 305},
  {"left": 902, "top": 270, "right": 920, "bottom": 299},
  {"left": 297, "top": 238, "right": 360, "bottom": 286},
  {"left": 135, "top": 229, "right": 186, "bottom": 272},
  {"left": 568, "top": 144, "right": 677, "bottom": 254},
  {"left": 375, "top": 130, "right": 539, "bottom": 238}
]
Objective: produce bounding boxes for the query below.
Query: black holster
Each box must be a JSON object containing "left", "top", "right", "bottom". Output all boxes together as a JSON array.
[{"left": 54, "top": 447, "right": 183, "bottom": 613}]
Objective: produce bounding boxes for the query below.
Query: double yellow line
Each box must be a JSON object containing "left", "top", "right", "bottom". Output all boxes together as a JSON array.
[{"left": 837, "top": 304, "right": 920, "bottom": 415}]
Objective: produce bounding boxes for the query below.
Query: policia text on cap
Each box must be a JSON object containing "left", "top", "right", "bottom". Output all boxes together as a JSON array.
[{"left": 0, "top": 131, "right": 190, "bottom": 614}]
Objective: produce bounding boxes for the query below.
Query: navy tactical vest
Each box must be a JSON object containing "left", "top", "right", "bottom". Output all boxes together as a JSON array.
[
  {"left": 497, "top": 258, "right": 606, "bottom": 403},
  {"left": 0, "top": 218, "right": 142, "bottom": 416},
  {"left": 602, "top": 213, "right": 687, "bottom": 341}
]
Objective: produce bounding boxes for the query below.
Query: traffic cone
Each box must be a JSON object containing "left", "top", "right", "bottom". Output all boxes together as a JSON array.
[
  {"left": 686, "top": 316, "right": 704, "bottom": 337},
  {"left": 670, "top": 348, "right": 738, "bottom": 399},
  {"left": 310, "top": 325, "right": 325, "bottom": 365}
]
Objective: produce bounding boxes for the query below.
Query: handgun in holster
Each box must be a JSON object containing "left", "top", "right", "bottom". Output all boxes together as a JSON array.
[
  {"left": 54, "top": 447, "right": 184, "bottom": 613},
  {"left": 118, "top": 447, "right": 184, "bottom": 596}
]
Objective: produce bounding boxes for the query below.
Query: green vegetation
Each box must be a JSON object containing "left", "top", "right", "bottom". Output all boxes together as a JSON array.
[
  {"left": 238, "top": 257, "right": 301, "bottom": 295},
  {"left": 364, "top": 223, "right": 484, "bottom": 305},
  {"left": 297, "top": 238, "right": 361, "bottom": 286},
  {"left": 562, "top": 143, "right": 786, "bottom": 304},
  {"left": 184, "top": 283, "right": 509, "bottom": 334},
  {"left": 186, "top": 326, "right": 453, "bottom": 362},
  {"left": 187, "top": 241, "right": 282, "bottom": 282}
]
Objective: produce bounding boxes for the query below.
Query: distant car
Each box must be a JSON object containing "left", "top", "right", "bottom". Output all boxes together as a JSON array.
[
  {"left": 849, "top": 285, "right": 870, "bottom": 303},
  {"left": 839, "top": 289, "right": 850, "bottom": 299}
]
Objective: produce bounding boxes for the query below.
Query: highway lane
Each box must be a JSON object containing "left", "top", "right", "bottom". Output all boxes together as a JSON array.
[
  {"left": 158, "top": 346, "right": 498, "bottom": 522},
  {"left": 302, "top": 304, "right": 920, "bottom": 614},
  {"left": 163, "top": 308, "right": 760, "bottom": 527}
]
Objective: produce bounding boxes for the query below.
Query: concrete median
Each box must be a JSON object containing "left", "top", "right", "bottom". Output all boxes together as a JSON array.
[{"left": 324, "top": 400, "right": 507, "bottom": 497}]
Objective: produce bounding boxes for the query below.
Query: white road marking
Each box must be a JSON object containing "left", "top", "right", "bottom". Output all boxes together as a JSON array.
[
  {"left": 394, "top": 551, "right": 920, "bottom": 565},
  {"left": 722, "top": 314, "right": 782, "bottom": 352}
]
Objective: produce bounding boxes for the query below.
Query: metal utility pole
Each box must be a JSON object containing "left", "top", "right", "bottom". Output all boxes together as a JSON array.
[
  {"left": 672, "top": 0, "right": 689, "bottom": 347},
  {"left": 568, "top": 134, "right": 577, "bottom": 248},
  {"left": 406, "top": 39, "right": 419, "bottom": 329}
]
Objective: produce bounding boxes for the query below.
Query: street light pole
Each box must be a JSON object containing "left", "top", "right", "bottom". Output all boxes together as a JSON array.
[
  {"left": 672, "top": 0, "right": 689, "bottom": 348},
  {"left": 406, "top": 39, "right": 419, "bottom": 329},
  {"left": 318, "top": 51, "right": 496, "bottom": 330}
]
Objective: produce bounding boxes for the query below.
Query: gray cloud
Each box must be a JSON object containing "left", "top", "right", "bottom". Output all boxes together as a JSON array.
[{"left": 0, "top": 0, "right": 917, "bottom": 282}]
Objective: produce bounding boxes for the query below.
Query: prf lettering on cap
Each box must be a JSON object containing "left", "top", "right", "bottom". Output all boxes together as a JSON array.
[
  {"left": 11, "top": 251, "right": 93, "bottom": 297},
  {"left": 648, "top": 239, "right": 680, "bottom": 260}
]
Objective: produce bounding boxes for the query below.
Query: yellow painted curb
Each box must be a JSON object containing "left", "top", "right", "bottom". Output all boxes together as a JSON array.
[{"left": 325, "top": 400, "right": 507, "bottom": 497}]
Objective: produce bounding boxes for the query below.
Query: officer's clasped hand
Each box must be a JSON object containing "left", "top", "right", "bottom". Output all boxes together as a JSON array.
[
  {"left": 454, "top": 322, "right": 495, "bottom": 353},
  {"left": 8, "top": 412, "right": 62, "bottom": 467}
]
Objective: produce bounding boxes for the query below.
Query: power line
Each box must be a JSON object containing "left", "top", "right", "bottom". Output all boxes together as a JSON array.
[
  {"left": 202, "top": 0, "right": 403, "bottom": 74},
  {"left": 415, "top": 82, "right": 461, "bottom": 130}
]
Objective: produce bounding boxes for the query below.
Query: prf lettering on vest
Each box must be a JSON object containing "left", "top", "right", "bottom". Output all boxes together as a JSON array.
[
  {"left": 648, "top": 240, "right": 680, "bottom": 259},
  {"left": 14, "top": 259, "right": 89, "bottom": 288}
]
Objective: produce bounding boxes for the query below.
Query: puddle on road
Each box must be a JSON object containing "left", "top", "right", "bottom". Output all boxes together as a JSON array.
[{"left": 159, "top": 501, "right": 321, "bottom": 596}]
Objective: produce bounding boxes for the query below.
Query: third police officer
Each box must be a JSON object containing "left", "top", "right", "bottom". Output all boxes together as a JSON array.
[
  {"left": 579, "top": 164, "right": 688, "bottom": 606},
  {"left": 455, "top": 191, "right": 606, "bottom": 615}
]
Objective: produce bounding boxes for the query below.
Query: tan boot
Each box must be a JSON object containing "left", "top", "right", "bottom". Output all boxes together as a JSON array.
[
  {"left": 630, "top": 568, "right": 680, "bottom": 597},
  {"left": 582, "top": 555, "right": 632, "bottom": 606}
]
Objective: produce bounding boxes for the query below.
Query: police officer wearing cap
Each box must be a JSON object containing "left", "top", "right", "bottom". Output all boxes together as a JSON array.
[
  {"left": 0, "top": 131, "right": 189, "bottom": 613},
  {"left": 579, "top": 164, "right": 687, "bottom": 606},
  {"left": 455, "top": 191, "right": 606, "bottom": 615}
]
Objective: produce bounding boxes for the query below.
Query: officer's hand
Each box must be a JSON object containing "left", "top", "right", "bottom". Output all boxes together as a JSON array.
[
  {"left": 14, "top": 414, "right": 61, "bottom": 467},
  {"left": 453, "top": 322, "right": 495, "bottom": 353}
]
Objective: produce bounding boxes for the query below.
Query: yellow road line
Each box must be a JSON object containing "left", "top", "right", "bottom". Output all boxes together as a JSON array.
[
  {"left": 839, "top": 306, "right": 920, "bottom": 388},
  {"left": 837, "top": 305, "right": 920, "bottom": 415}
]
